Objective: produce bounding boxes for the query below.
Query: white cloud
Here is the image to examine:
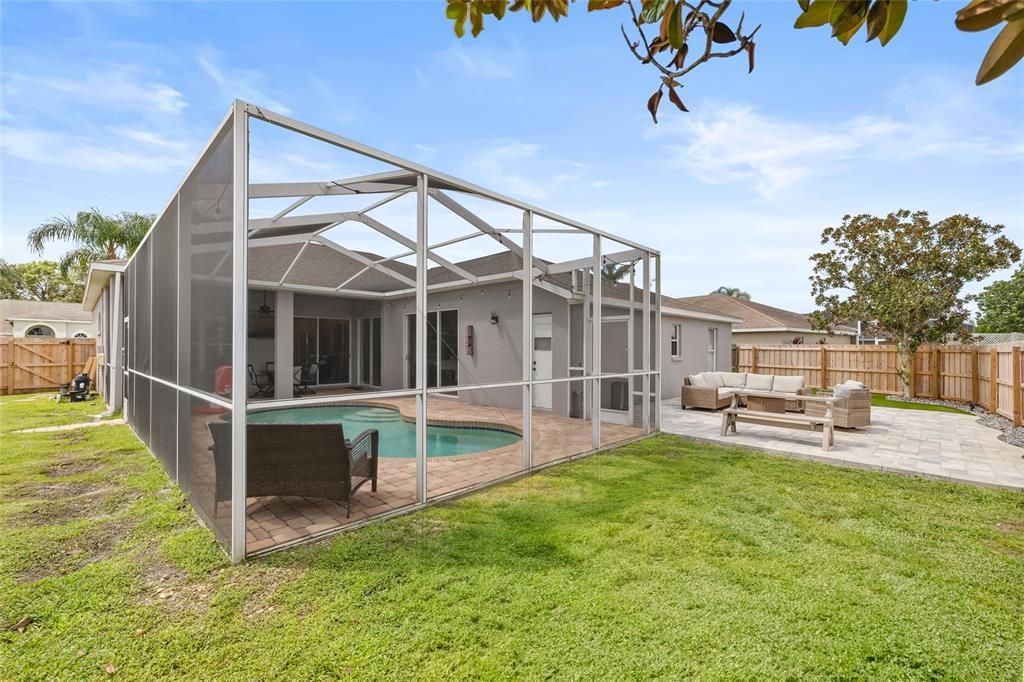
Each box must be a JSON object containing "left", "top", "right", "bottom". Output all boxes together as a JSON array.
[
  {"left": 4, "top": 68, "right": 186, "bottom": 114},
  {"left": 440, "top": 43, "right": 520, "bottom": 80},
  {"left": 197, "top": 51, "right": 291, "bottom": 114},
  {"left": 0, "top": 127, "right": 191, "bottom": 173},
  {"left": 650, "top": 92, "right": 1024, "bottom": 199}
]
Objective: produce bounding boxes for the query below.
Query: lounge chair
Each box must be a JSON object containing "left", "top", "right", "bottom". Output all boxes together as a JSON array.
[
  {"left": 294, "top": 362, "right": 319, "bottom": 396},
  {"left": 208, "top": 421, "right": 378, "bottom": 517},
  {"left": 247, "top": 364, "right": 274, "bottom": 398}
]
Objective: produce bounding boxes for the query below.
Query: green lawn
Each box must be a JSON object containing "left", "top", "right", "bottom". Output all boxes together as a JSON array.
[
  {"left": 1, "top": 394, "right": 1021, "bottom": 680},
  {"left": 870, "top": 393, "right": 972, "bottom": 414}
]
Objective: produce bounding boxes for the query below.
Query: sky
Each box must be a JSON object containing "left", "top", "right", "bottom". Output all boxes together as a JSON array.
[{"left": 1, "top": 0, "right": 1022, "bottom": 313}]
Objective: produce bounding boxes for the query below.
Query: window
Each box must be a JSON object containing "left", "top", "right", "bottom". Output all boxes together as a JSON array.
[
  {"left": 670, "top": 324, "right": 681, "bottom": 358},
  {"left": 25, "top": 325, "right": 55, "bottom": 337},
  {"left": 707, "top": 327, "right": 718, "bottom": 370},
  {"left": 73, "top": 332, "right": 89, "bottom": 339},
  {"left": 406, "top": 310, "right": 458, "bottom": 389}
]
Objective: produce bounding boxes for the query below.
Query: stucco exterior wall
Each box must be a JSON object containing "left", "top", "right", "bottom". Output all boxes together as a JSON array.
[{"left": 661, "top": 316, "right": 733, "bottom": 400}]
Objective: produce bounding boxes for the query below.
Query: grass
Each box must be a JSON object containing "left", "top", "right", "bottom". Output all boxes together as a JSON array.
[
  {"left": 1, "top": 394, "right": 1022, "bottom": 680},
  {"left": 870, "top": 393, "right": 972, "bottom": 414}
]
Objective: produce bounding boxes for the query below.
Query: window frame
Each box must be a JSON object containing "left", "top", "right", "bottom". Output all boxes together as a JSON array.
[{"left": 669, "top": 323, "right": 681, "bottom": 359}]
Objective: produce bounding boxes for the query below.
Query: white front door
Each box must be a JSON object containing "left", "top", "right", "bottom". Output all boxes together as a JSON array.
[{"left": 532, "top": 313, "right": 553, "bottom": 409}]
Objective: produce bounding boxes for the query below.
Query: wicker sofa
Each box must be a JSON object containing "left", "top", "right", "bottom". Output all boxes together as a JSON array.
[
  {"left": 805, "top": 386, "right": 871, "bottom": 429},
  {"left": 681, "top": 371, "right": 807, "bottom": 411}
]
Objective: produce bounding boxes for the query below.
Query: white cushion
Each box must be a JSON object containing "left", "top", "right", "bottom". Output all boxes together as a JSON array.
[
  {"left": 745, "top": 373, "right": 774, "bottom": 391},
  {"left": 834, "top": 380, "right": 866, "bottom": 398},
  {"left": 772, "top": 375, "right": 805, "bottom": 393},
  {"left": 688, "top": 374, "right": 707, "bottom": 387},
  {"left": 699, "top": 371, "right": 724, "bottom": 387},
  {"left": 719, "top": 372, "right": 747, "bottom": 388}
]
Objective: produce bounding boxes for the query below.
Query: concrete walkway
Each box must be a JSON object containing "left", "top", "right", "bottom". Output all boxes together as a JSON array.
[
  {"left": 661, "top": 402, "right": 1024, "bottom": 491},
  {"left": 15, "top": 418, "right": 125, "bottom": 434}
]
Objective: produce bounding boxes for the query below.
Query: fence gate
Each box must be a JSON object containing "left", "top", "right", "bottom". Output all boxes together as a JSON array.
[{"left": 1, "top": 338, "right": 96, "bottom": 394}]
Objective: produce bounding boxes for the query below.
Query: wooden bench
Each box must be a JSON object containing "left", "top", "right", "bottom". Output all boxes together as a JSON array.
[{"left": 720, "top": 391, "right": 836, "bottom": 451}]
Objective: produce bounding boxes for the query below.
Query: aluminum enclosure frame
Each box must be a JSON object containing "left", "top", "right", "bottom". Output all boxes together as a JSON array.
[{"left": 116, "top": 100, "right": 662, "bottom": 562}]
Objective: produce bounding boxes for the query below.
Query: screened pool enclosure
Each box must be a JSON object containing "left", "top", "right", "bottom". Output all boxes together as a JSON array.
[{"left": 112, "top": 101, "right": 662, "bottom": 561}]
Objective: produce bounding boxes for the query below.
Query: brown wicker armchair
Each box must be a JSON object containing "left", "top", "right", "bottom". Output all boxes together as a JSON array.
[
  {"left": 805, "top": 388, "right": 871, "bottom": 429},
  {"left": 209, "top": 421, "right": 379, "bottom": 517},
  {"left": 681, "top": 379, "right": 733, "bottom": 410}
]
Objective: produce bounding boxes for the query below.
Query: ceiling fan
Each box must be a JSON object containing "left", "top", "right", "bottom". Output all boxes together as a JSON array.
[{"left": 250, "top": 291, "right": 275, "bottom": 319}]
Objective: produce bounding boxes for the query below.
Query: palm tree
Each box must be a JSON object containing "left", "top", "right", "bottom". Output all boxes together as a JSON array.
[
  {"left": 711, "top": 285, "right": 751, "bottom": 300},
  {"left": 27, "top": 208, "right": 153, "bottom": 276},
  {"left": 602, "top": 261, "right": 635, "bottom": 283}
]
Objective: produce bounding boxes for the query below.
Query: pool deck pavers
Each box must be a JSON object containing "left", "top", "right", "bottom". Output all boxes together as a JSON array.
[{"left": 659, "top": 400, "right": 1024, "bottom": 491}]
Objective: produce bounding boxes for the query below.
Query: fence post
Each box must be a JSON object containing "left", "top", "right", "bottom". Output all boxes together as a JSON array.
[
  {"left": 932, "top": 347, "right": 941, "bottom": 399},
  {"left": 751, "top": 346, "right": 758, "bottom": 374},
  {"left": 989, "top": 348, "right": 999, "bottom": 412},
  {"left": 64, "top": 339, "right": 73, "bottom": 386},
  {"left": 4, "top": 339, "right": 12, "bottom": 395},
  {"left": 1012, "top": 345, "right": 1022, "bottom": 428},
  {"left": 970, "top": 347, "right": 980, "bottom": 404},
  {"left": 909, "top": 349, "right": 917, "bottom": 398},
  {"left": 820, "top": 346, "right": 828, "bottom": 390}
]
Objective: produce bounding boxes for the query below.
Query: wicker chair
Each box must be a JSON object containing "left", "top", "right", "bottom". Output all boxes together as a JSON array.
[
  {"left": 209, "top": 421, "right": 379, "bottom": 517},
  {"left": 681, "top": 379, "right": 733, "bottom": 410},
  {"left": 805, "top": 388, "right": 871, "bottom": 429}
]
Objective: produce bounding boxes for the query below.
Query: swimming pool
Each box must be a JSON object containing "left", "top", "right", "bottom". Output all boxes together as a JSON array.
[{"left": 247, "top": 405, "right": 520, "bottom": 457}]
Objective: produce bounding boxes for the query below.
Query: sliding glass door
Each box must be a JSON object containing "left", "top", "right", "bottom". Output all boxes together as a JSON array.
[
  {"left": 406, "top": 310, "right": 458, "bottom": 389},
  {"left": 293, "top": 316, "right": 351, "bottom": 386},
  {"left": 358, "top": 317, "right": 381, "bottom": 386}
]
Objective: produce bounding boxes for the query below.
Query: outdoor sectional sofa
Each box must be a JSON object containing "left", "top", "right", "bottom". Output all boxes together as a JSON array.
[{"left": 681, "top": 371, "right": 806, "bottom": 411}]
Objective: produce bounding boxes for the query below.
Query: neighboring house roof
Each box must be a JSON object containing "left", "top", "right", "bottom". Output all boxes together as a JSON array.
[
  {"left": 1, "top": 299, "right": 94, "bottom": 329},
  {"left": 670, "top": 293, "right": 857, "bottom": 334}
]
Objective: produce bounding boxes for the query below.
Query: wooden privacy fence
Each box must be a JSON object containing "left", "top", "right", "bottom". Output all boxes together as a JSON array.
[
  {"left": 735, "top": 343, "right": 1023, "bottom": 427},
  {"left": 1, "top": 338, "right": 96, "bottom": 395}
]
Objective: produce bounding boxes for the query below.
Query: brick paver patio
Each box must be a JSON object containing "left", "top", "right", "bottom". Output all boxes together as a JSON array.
[
  {"left": 245, "top": 397, "right": 644, "bottom": 554},
  {"left": 660, "top": 400, "right": 1024, "bottom": 491}
]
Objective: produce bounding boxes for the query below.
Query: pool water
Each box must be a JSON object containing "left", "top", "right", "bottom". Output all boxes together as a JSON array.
[{"left": 247, "top": 405, "right": 520, "bottom": 457}]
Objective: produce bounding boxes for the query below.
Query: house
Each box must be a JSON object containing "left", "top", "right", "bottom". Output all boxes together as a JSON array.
[
  {"left": 79, "top": 100, "right": 690, "bottom": 561},
  {"left": 671, "top": 293, "right": 857, "bottom": 346},
  {"left": 1, "top": 299, "right": 96, "bottom": 338}
]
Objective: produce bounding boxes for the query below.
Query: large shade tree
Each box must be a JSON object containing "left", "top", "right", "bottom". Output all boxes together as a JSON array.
[
  {"left": 445, "top": 0, "right": 1024, "bottom": 120},
  {"left": 808, "top": 210, "right": 1020, "bottom": 397},
  {"left": 0, "top": 259, "right": 87, "bottom": 303},
  {"left": 27, "top": 208, "right": 152, "bottom": 277},
  {"left": 974, "top": 264, "right": 1024, "bottom": 333}
]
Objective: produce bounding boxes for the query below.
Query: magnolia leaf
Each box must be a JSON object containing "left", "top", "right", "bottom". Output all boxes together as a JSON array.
[
  {"left": 711, "top": 22, "right": 738, "bottom": 43},
  {"left": 647, "top": 88, "right": 664, "bottom": 123},
  {"left": 831, "top": 1, "right": 869, "bottom": 38},
  {"left": 470, "top": 5, "right": 485, "bottom": 36},
  {"left": 866, "top": 0, "right": 889, "bottom": 41},
  {"left": 794, "top": 0, "right": 835, "bottom": 28},
  {"left": 104, "top": 664, "right": 116, "bottom": 676},
  {"left": 588, "top": 0, "right": 625, "bottom": 9},
  {"left": 836, "top": 12, "right": 867, "bottom": 43},
  {"left": 745, "top": 40, "right": 756, "bottom": 72},
  {"left": 668, "top": 1, "right": 685, "bottom": 48},
  {"left": 671, "top": 43, "right": 689, "bottom": 68},
  {"left": 976, "top": 17, "right": 1024, "bottom": 83},
  {"left": 660, "top": 0, "right": 676, "bottom": 38},
  {"left": 640, "top": 0, "right": 673, "bottom": 24},
  {"left": 667, "top": 86, "right": 689, "bottom": 111},
  {"left": 956, "top": 0, "right": 1009, "bottom": 31},
  {"left": 878, "top": 0, "right": 907, "bottom": 44},
  {"left": 447, "top": 1, "right": 468, "bottom": 37}
]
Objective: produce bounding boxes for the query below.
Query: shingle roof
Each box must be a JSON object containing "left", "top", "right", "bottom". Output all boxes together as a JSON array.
[
  {"left": 1, "top": 299, "right": 93, "bottom": 323},
  {"left": 670, "top": 293, "right": 856, "bottom": 333}
]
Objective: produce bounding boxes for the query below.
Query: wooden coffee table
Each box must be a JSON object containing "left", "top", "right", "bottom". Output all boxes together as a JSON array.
[{"left": 746, "top": 394, "right": 786, "bottom": 414}]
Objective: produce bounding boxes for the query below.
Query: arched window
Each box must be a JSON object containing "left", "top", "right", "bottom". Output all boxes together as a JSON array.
[
  {"left": 74, "top": 332, "right": 89, "bottom": 339},
  {"left": 25, "top": 325, "right": 55, "bottom": 337}
]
